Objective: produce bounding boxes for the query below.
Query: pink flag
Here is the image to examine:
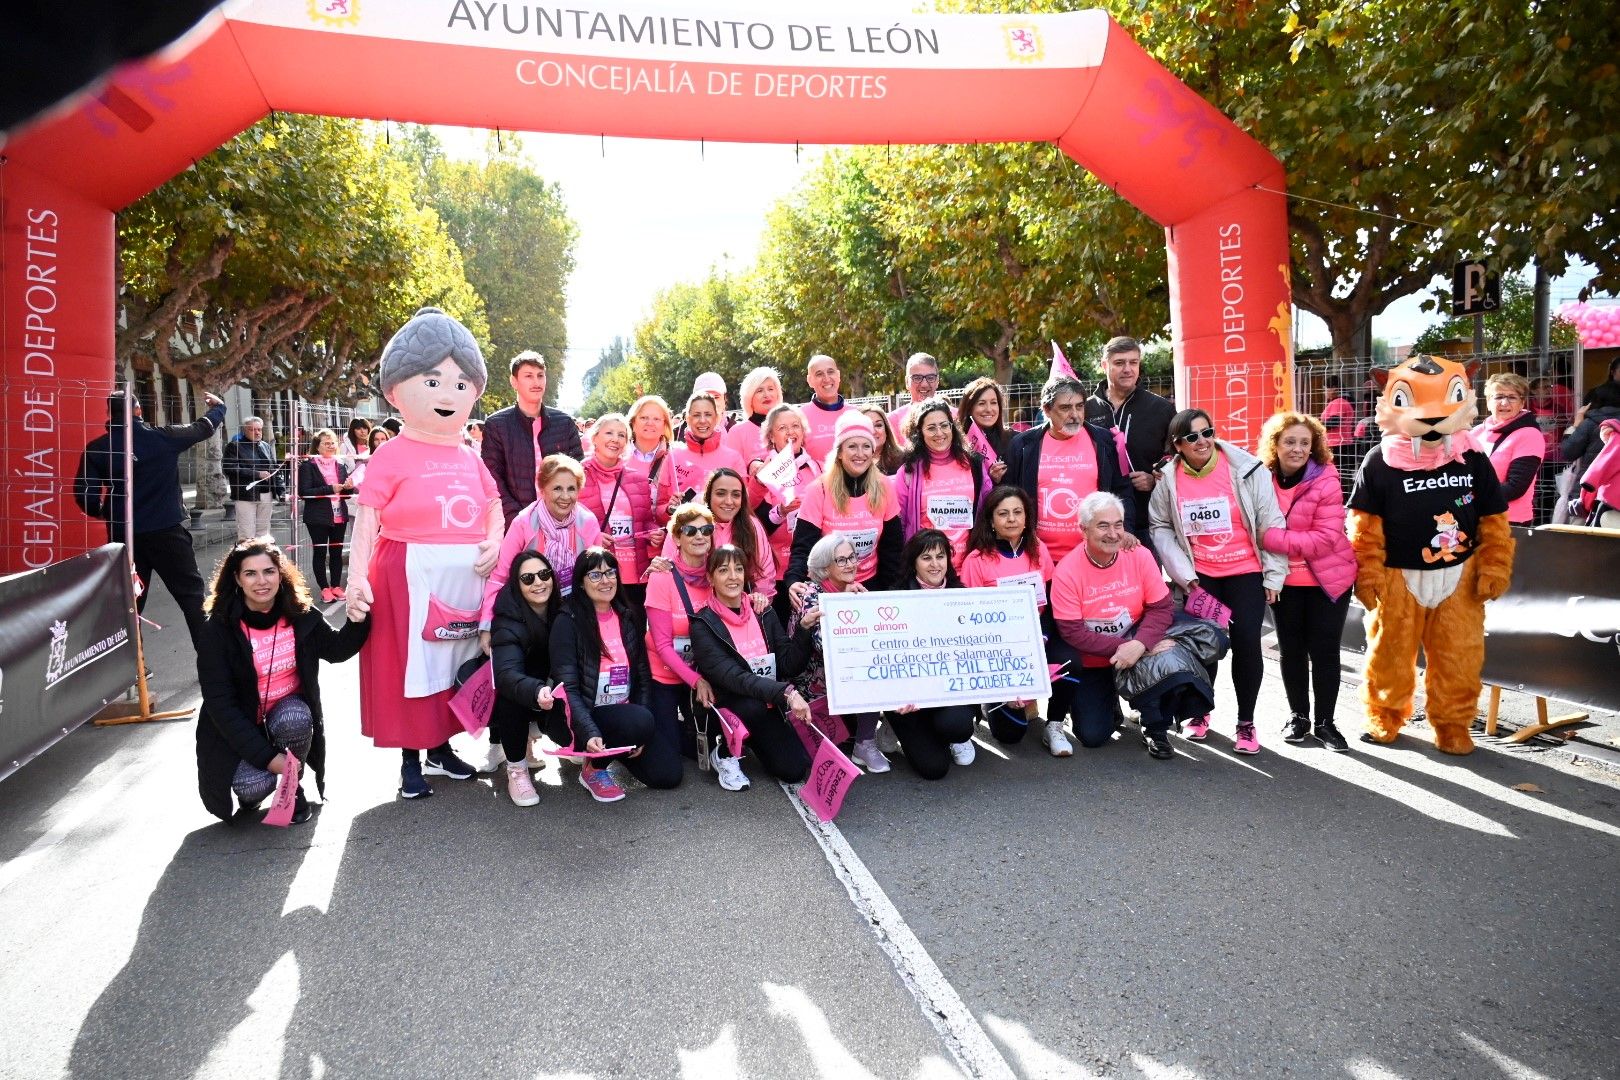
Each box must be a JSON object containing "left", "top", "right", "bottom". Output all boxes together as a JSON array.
[
  {"left": 1184, "top": 585, "right": 1233, "bottom": 629},
  {"left": 800, "top": 733, "right": 860, "bottom": 823},
  {"left": 261, "top": 749, "right": 302, "bottom": 828},
  {"left": 540, "top": 682, "right": 637, "bottom": 758},
  {"left": 1049, "top": 340, "right": 1080, "bottom": 384},
  {"left": 715, "top": 706, "right": 750, "bottom": 758},
  {"left": 1111, "top": 428, "right": 1134, "bottom": 474},
  {"left": 965, "top": 420, "right": 996, "bottom": 463},
  {"left": 449, "top": 659, "right": 497, "bottom": 736}
]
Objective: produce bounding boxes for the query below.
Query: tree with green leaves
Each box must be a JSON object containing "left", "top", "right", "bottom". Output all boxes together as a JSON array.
[
  {"left": 1410, "top": 272, "right": 1577, "bottom": 354},
  {"left": 118, "top": 114, "right": 488, "bottom": 400},
  {"left": 634, "top": 272, "right": 764, "bottom": 409}
]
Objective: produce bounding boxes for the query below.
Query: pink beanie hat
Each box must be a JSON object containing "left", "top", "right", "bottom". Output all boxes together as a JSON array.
[{"left": 834, "top": 410, "right": 876, "bottom": 451}]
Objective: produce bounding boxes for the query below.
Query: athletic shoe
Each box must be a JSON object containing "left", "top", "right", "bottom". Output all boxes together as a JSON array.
[
  {"left": 710, "top": 746, "right": 751, "bottom": 791},
  {"left": 1185, "top": 715, "right": 1211, "bottom": 741},
  {"left": 851, "top": 739, "right": 892, "bottom": 773},
  {"left": 1042, "top": 721, "right": 1074, "bottom": 758},
  {"left": 578, "top": 765, "right": 625, "bottom": 803},
  {"left": 1233, "top": 722, "right": 1260, "bottom": 755},
  {"left": 290, "top": 790, "right": 314, "bottom": 824},
  {"left": 505, "top": 763, "right": 539, "bottom": 806},
  {"left": 1283, "top": 713, "right": 1311, "bottom": 744},
  {"left": 1142, "top": 730, "right": 1174, "bottom": 759},
  {"left": 481, "top": 742, "right": 506, "bottom": 774},
  {"left": 400, "top": 760, "right": 433, "bottom": 799},
  {"left": 422, "top": 748, "right": 476, "bottom": 780},
  {"left": 326, "top": 587, "right": 343, "bottom": 604},
  {"left": 950, "top": 740, "right": 976, "bottom": 766},
  {"left": 874, "top": 719, "right": 901, "bottom": 754},
  {"left": 1314, "top": 719, "right": 1350, "bottom": 753}
]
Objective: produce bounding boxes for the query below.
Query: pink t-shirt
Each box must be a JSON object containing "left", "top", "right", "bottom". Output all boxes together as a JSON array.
[
  {"left": 722, "top": 603, "right": 770, "bottom": 664},
  {"left": 358, "top": 436, "right": 499, "bottom": 543},
  {"left": 599, "top": 609, "right": 628, "bottom": 669},
  {"left": 244, "top": 618, "right": 301, "bottom": 713},
  {"left": 313, "top": 455, "right": 346, "bottom": 521},
  {"left": 725, "top": 418, "right": 767, "bottom": 465},
  {"left": 1273, "top": 482, "right": 1319, "bottom": 588},
  {"left": 1035, "top": 432, "right": 1099, "bottom": 563},
  {"left": 660, "top": 516, "right": 777, "bottom": 594},
  {"left": 888, "top": 403, "right": 918, "bottom": 445},
  {"left": 1050, "top": 545, "right": 1170, "bottom": 667},
  {"left": 959, "top": 540, "right": 1054, "bottom": 608},
  {"left": 915, "top": 457, "right": 977, "bottom": 566},
  {"left": 1176, "top": 455, "right": 1262, "bottom": 578},
  {"left": 1321, "top": 396, "right": 1355, "bottom": 448},
  {"left": 798, "top": 474, "right": 899, "bottom": 584},
  {"left": 801, "top": 399, "right": 850, "bottom": 466},
  {"left": 660, "top": 441, "right": 746, "bottom": 507},
  {"left": 643, "top": 569, "right": 711, "bottom": 684}
]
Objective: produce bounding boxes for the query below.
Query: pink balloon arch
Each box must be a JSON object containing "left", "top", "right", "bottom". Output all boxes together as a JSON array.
[{"left": 1558, "top": 302, "right": 1620, "bottom": 351}]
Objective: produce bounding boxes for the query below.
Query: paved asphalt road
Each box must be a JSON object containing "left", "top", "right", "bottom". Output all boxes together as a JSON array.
[{"left": 2, "top": 515, "right": 1617, "bottom": 1079}]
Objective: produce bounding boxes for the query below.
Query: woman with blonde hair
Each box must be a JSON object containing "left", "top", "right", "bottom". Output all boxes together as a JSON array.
[
  {"left": 1257, "top": 411, "right": 1354, "bottom": 751},
  {"left": 579, "top": 413, "right": 659, "bottom": 606},
  {"left": 625, "top": 393, "right": 675, "bottom": 502},
  {"left": 786, "top": 411, "right": 902, "bottom": 595},
  {"left": 726, "top": 365, "right": 785, "bottom": 465},
  {"left": 1470, "top": 372, "right": 1544, "bottom": 525}
]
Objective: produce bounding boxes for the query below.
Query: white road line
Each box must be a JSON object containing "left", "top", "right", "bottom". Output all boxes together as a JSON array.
[{"left": 780, "top": 782, "right": 1016, "bottom": 1080}]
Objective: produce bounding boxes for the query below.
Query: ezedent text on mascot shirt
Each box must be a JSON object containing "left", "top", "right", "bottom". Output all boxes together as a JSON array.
[{"left": 1348, "top": 451, "right": 1508, "bottom": 570}]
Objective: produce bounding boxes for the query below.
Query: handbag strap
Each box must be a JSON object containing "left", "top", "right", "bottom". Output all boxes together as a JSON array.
[{"left": 671, "top": 570, "right": 697, "bottom": 618}]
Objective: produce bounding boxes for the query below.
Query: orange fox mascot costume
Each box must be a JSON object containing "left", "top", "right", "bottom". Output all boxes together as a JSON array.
[{"left": 1346, "top": 355, "right": 1514, "bottom": 754}]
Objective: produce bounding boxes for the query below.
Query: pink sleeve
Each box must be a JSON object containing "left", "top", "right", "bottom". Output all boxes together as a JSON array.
[
  {"left": 881, "top": 475, "right": 900, "bottom": 520},
  {"left": 1136, "top": 548, "right": 1170, "bottom": 604},
  {"left": 798, "top": 483, "right": 825, "bottom": 529},
  {"left": 1037, "top": 540, "right": 1056, "bottom": 581},
  {"left": 958, "top": 554, "right": 988, "bottom": 589},
  {"left": 481, "top": 514, "right": 535, "bottom": 624},
  {"left": 579, "top": 512, "right": 603, "bottom": 550},
  {"left": 751, "top": 517, "right": 777, "bottom": 594},
  {"left": 645, "top": 606, "right": 700, "bottom": 687}
]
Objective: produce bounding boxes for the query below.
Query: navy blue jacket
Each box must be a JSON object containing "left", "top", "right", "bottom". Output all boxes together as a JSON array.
[
  {"left": 1003, "top": 420, "right": 1139, "bottom": 540},
  {"left": 74, "top": 402, "right": 226, "bottom": 538}
]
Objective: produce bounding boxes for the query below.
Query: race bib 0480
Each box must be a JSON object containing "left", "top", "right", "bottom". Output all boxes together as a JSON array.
[{"left": 1179, "top": 496, "right": 1232, "bottom": 537}]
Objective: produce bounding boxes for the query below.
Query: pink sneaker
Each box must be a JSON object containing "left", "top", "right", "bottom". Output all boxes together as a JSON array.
[
  {"left": 506, "top": 764, "right": 539, "bottom": 807},
  {"left": 1185, "top": 715, "right": 1211, "bottom": 741},
  {"left": 578, "top": 765, "right": 625, "bottom": 803},
  {"left": 1234, "top": 722, "right": 1260, "bottom": 755}
]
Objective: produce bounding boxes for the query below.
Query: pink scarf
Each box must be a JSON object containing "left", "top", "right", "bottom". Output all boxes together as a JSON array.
[
  {"left": 534, "top": 504, "right": 584, "bottom": 588},
  {"left": 1378, "top": 429, "right": 1482, "bottom": 472},
  {"left": 313, "top": 455, "right": 344, "bottom": 518}
]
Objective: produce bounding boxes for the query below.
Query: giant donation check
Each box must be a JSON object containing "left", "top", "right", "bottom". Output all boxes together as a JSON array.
[{"left": 817, "top": 586, "right": 1051, "bottom": 714}]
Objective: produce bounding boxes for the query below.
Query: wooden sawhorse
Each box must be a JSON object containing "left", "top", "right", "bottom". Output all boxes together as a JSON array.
[{"left": 1484, "top": 685, "right": 1589, "bottom": 743}]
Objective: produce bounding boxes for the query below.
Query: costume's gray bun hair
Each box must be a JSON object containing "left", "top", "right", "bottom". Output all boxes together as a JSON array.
[{"left": 378, "top": 307, "right": 487, "bottom": 394}]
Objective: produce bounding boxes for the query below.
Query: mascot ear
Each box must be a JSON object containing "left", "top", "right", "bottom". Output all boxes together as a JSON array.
[{"left": 1370, "top": 367, "right": 1391, "bottom": 391}]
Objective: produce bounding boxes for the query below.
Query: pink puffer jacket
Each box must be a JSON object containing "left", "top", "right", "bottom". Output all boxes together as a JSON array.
[{"left": 1262, "top": 461, "right": 1356, "bottom": 601}]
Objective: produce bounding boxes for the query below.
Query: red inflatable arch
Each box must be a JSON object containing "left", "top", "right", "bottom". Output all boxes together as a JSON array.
[{"left": 0, "top": 1, "right": 1290, "bottom": 574}]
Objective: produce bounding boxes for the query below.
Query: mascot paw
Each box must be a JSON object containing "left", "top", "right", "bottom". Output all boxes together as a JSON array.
[
  {"left": 1354, "top": 586, "right": 1380, "bottom": 611},
  {"left": 1361, "top": 716, "right": 1403, "bottom": 745},
  {"left": 1474, "top": 574, "right": 1509, "bottom": 602},
  {"left": 1433, "top": 726, "right": 1476, "bottom": 755}
]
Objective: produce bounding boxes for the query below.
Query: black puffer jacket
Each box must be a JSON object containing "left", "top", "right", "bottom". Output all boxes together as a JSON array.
[
  {"left": 481, "top": 404, "right": 582, "bottom": 525},
  {"left": 490, "top": 585, "right": 553, "bottom": 718},
  {"left": 194, "top": 596, "right": 369, "bottom": 821},
  {"left": 689, "top": 604, "right": 815, "bottom": 710},
  {"left": 548, "top": 605, "right": 653, "bottom": 745}
]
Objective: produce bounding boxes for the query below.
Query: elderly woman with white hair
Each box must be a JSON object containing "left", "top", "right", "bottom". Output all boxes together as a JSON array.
[
  {"left": 790, "top": 532, "right": 890, "bottom": 773},
  {"left": 1049, "top": 490, "right": 1179, "bottom": 759},
  {"left": 346, "top": 307, "right": 504, "bottom": 799},
  {"left": 727, "top": 365, "right": 785, "bottom": 466}
]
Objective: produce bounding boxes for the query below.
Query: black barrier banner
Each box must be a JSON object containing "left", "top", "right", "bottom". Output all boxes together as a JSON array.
[
  {"left": 1338, "top": 527, "right": 1620, "bottom": 713},
  {"left": 0, "top": 544, "right": 137, "bottom": 781}
]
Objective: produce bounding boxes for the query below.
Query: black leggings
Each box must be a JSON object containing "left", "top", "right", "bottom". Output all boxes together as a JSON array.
[
  {"left": 492, "top": 697, "right": 542, "bottom": 764},
  {"left": 1269, "top": 585, "right": 1350, "bottom": 723},
  {"left": 1197, "top": 571, "right": 1267, "bottom": 726},
  {"left": 711, "top": 693, "right": 810, "bottom": 783},
  {"left": 304, "top": 519, "right": 347, "bottom": 591},
  {"left": 885, "top": 704, "right": 976, "bottom": 780}
]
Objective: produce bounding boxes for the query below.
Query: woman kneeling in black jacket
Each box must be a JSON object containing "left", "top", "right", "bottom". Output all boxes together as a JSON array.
[
  {"left": 890, "top": 529, "right": 980, "bottom": 779},
  {"left": 489, "top": 548, "right": 561, "bottom": 807},
  {"left": 549, "top": 546, "right": 683, "bottom": 801},
  {"left": 689, "top": 544, "right": 818, "bottom": 791},
  {"left": 196, "top": 539, "right": 369, "bottom": 823}
]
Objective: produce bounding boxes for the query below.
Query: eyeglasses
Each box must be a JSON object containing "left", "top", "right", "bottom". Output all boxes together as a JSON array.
[
  {"left": 1176, "top": 427, "right": 1217, "bottom": 445},
  {"left": 679, "top": 524, "right": 716, "bottom": 537},
  {"left": 909, "top": 373, "right": 940, "bottom": 385},
  {"left": 584, "top": 567, "right": 619, "bottom": 583},
  {"left": 518, "top": 569, "right": 554, "bottom": 585},
  {"left": 1489, "top": 394, "right": 1522, "bottom": 403},
  {"left": 832, "top": 554, "right": 860, "bottom": 566}
]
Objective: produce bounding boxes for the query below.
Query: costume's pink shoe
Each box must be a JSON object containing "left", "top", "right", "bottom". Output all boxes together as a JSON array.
[{"left": 1185, "top": 715, "right": 1211, "bottom": 741}]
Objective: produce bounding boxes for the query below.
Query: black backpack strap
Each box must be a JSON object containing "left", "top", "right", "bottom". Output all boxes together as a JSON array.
[{"left": 671, "top": 570, "right": 697, "bottom": 618}]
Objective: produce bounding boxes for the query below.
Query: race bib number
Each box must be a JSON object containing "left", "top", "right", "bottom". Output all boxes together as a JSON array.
[
  {"left": 1083, "top": 610, "right": 1131, "bottom": 636},
  {"left": 749, "top": 652, "right": 777, "bottom": 681},
  {"left": 925, "top": 495, "right": 973, "bottom": 530},
  {"left": 997, "top": 570, "right": 1047, "bottom": 606},
  {"left": 595, "top": 663, "right": 630, "bottom": 706},
  {"left": 1180, "top": 496, "right": 1232, "bottom": 537},
  {"left": 608, "top": 513, "right": 634, "bottom": 541},
  {"left": 848, "top": 529, "right": 878, "bottom": 559},
  {"left": 673, "top": 635, "right": 693, "bottom": 664}
]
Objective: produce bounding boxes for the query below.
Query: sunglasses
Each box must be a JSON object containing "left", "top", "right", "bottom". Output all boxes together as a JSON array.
[
  {"left": 1177, "top": 427, "right": 1217, "bottom": 445},
  {"left": 584, "top": 567, "right": 619, "bottom": 584},
  {"left": 518, "top": 569, "right": 554, "bottom": 585},
  {"left": 679, "top": 523, "right": 716, "bottom": 537}
]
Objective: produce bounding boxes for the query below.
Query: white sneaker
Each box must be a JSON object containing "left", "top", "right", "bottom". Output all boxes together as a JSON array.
[
  {"left": 852, "top": 739, "right": 891, "bottom": 774},
  {"left": 874, "top": 719, "right": 901, "bottom": 754},
  {"left": 480, "top": 742, "right": 505, "bottom": 774},
  {"left": 950, "top": 739, "right": 976, "bottom": 766},
  {"left": 1043, "top": 721, "right": 1074, "bottom": 758},
  {"left": 710, "top": 746, "right": 751, "bottom": 791}
]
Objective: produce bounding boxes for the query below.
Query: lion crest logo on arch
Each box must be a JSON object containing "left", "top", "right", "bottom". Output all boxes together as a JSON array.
[
  {"left": 307, "top": 0, "right": 361, "bottom": 28},
  {"left": 1003, "top": 24, "right": 1044, "bottom": 64}
]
